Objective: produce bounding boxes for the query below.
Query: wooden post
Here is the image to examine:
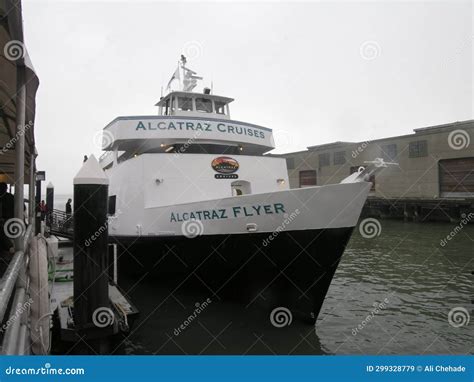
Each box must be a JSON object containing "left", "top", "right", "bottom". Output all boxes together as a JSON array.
[
  {"left": 73, "top": 155, "right": 110, "bottom": 334},
  {"left": 35, "top": 178, "right": 41, "bottom": 235},
  {"left": 46, "top": 182, "right": 54, "bottom": 228}
]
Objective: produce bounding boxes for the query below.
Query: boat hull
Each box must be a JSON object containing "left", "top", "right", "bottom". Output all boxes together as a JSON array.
[
  {"left": 112, "top": 226, "right": 353, "bottom": 324},
  {"left": 108, "top": 181, "right": 371, "bottom": 324}
]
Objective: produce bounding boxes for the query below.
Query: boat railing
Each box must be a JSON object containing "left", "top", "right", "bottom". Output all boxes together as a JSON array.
[
  {"left": 99, "top": 151, "right": 110, "bottom": 162},
  {"left": 0, "top": 224, "right": 33, "bottom": 354}
]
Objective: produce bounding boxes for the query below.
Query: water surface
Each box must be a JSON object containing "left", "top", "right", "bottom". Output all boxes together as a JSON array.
[{"left": 115, "top": 220, "right": 473, "bottom": 355}]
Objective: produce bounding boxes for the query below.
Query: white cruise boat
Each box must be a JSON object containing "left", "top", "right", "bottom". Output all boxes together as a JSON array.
[{"left": 99, "top": 56, "right": 378, "bottom": 323}]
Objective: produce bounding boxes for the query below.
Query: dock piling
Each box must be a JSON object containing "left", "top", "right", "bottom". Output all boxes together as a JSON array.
[
  {"left": 73, "top": 155, "right": 113, "bottom": 344},
  {"left": 46, "top": 182, "right": 54, "bottom": 228}
]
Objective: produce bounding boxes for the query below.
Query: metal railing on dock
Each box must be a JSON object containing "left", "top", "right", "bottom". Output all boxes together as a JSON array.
[{"left": 48, "top": 209, "right": 74, "bottom": 239}]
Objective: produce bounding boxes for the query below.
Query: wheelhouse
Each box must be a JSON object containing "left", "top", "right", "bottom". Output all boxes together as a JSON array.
[
  {"left": 155, "top": 91, "right": 234, "bottom": 120},
  {"left": 99, "top": 56, "right": 275, "bottom": 170}
]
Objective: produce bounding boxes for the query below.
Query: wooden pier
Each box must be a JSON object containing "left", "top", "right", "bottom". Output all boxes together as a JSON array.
[
  {"left": 49, "top": 242, "right": 138, "bottom": 354},
  {"left": 361, "top": 197, "right": 474, "bottom": 223}
]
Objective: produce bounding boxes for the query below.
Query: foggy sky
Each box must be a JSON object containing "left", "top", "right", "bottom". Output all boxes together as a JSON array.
[{"left": 23, "top": 0, "right": 473, "bottom": 193}]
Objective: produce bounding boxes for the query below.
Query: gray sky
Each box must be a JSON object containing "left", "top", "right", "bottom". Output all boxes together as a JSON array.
[{"left": 23, "top": 0, "right": 473, "bottom": 194}]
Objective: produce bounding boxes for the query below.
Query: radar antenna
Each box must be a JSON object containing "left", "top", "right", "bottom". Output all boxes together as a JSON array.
[{"left": 166, "top": 55, "right": 203, "bottom": 92}]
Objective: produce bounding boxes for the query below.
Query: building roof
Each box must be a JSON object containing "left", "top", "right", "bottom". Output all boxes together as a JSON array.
[
  {"left": 0, "top": 0, "right": 40, "bottom": 184},
  {"left": 280, "top": 119, "right": 473, "bottom": 155},
  {"left": 413, "top": 119, "right": 473, "bottom": 133},
  {"left": 307, "top": 141, "right": 356, "bottom": 150}
]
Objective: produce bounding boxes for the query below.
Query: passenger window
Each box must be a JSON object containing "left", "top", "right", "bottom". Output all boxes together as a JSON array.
[
  {"left": 195, "top": 98, "right": 213, "bottom": 113},
  {"left": 215, "top": 101, "right": 226, "bottom": 115},
  {"left": 108, "top": 195, "right": 116, "bottom": 215},
  {"left": 170, "top": 97, "right": 176, "bottom": 114},
  {"left": 178, "top": 97, "right": 193, "bottom": 111}
]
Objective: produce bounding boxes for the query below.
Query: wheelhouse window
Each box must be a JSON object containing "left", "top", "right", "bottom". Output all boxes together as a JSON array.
[
  {"left": 215, "top": 101, "right": 227, "bottom": 115},
  {"left": 163, "top": 99, "right": 170, "bottom": 115},
  {"left": 177, "top": 97, "right": 193, "bottom": 111},
  {"left": 195, "top": 98, "right": 213, "bottom": 113},
  {"left": 170, "top": 96, "right": 176, "bottom": 114}
]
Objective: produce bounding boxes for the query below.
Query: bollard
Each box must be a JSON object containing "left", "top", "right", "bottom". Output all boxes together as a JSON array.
[
  {"left": 73, "top": 155, "right": 110, "bottom": 334},
  {"left": 46, "top": 182, "right": 54, "bottom": 228},
  {"left": 35, "top": 179, "right": 41, "bottom": 235}
]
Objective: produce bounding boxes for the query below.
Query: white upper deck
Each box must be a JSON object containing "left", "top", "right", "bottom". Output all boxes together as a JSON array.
[{"left": 101, "top": 56, "right": 275, "bottom": 157}]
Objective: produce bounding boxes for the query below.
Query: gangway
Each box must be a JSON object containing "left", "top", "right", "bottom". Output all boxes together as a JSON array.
[{"left": 47, "top": 209, "right": 73, "bottom": 239}]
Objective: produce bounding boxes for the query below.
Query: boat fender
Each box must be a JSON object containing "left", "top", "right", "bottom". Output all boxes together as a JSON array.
[{"left": 29, "top": 236, "right": 51, "bottom": 354}]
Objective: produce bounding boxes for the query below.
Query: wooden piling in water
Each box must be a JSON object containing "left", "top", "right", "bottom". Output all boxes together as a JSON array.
[
  {"left": 73, "top": 155, "right": 111, "bottom": 340},
  {"left": 46, "top": 182, "right": 54, "bottom": 228}
]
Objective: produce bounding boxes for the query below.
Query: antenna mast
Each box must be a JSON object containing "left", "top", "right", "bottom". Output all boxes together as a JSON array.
[
  {"left": 165, "top": 55, "right": 203, "bottom": 92},
  {"left": 179, "top": 55, "right": 202, "bottom": 92}
]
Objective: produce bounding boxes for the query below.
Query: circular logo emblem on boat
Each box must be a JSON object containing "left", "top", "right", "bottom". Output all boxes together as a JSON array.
[{"left": 211, "top": 156, "right": 239, "bottom": 174}]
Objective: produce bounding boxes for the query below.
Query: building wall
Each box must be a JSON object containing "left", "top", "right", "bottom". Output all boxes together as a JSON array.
[{"left": 280, "top": 120, "right": 474, "bottom": 199}]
